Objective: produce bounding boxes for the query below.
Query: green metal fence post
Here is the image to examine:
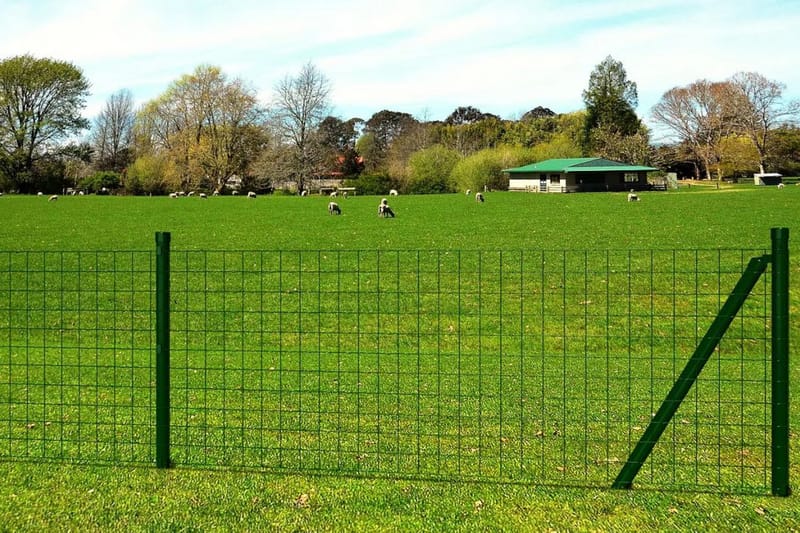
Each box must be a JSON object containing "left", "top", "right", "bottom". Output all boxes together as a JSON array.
[
  {"left": 771, "top": 227, "right": 790, "bottom": 496},
  {"left": 155, "top": 232, "right": 172, "bottom": 469}
]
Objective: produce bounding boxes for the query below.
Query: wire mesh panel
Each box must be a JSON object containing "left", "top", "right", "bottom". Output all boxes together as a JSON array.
[
  {"left": 0, "top": 251, "right": 155, "bottom": 465},
  {"left": 168, "top": 248, "right": 772, "bottom": 492}
]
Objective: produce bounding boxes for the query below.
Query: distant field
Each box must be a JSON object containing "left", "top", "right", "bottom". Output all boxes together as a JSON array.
[
  {"left": 1, "top": 186, "right": 799, "bottom": 251},
  {"left": 0, "top": 188, "right": 798, "bottom": 530}
]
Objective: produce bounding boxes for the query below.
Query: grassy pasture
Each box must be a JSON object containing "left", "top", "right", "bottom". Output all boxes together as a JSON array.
[{"left": 0, "top": 188, "right": 798, "bottom": 531}]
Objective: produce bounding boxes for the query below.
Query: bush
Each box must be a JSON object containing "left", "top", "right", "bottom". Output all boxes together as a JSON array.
[
  {"left": 450, "top": 146, "right": 539, "bottom": 192},
  {"left": 344, "top": 173, "right": 399, "bottom": 196},
  {"left": 125, "top": 156, "right": 168, "bottom": 195},
  {"left": 79, "top": 171, "right": 121, "bottom": 194},
  {"left": 406, "top": 145, "right": 460, "bottom": 194}
]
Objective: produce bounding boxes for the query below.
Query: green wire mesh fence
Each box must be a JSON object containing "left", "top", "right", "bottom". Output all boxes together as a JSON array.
[
  {"left": 0, "top": 251, "right": 155, "bottom": 465},
  {"left": 0, "top": 235, "right": 789, "bottom": 494}
]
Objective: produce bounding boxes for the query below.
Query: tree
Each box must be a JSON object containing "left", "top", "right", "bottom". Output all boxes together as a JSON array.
[
  {"left": 0, "top": 55, "right": 90, "bottom": 192},
  {"left": 728, "top": 72, "right": 799, "bottom": 174},
  {"left": 444, "top": 106, "right": 498, "bottom": 125},
  {"left": 521, "top": 106, "right": 556, "bottom": 121},
  {"left": 91, "top": 89, "right": 135, "bottom": 172},
  {"left": 135, "top": 65, "right": 267, "bottom": 193},
  {"left": 582, "top": 56, "right": 641, "bottom": 149},
  {"left": 651, "top": 80, "right": 738, "bottom": 180},
  {"left": 363, "top": 109, "right": 419, "bottom": 171},
  {"left": 767, "top": 125, "right": 800, "bottom": 176},
  {"left": 271, "top": 62, "right": 332, "bottom": 192}
]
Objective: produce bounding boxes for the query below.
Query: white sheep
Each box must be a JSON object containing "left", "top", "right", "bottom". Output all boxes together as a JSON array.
[
  {"left": 475, "top": 192, "right": 484, "bottom": 202},
  {"left": 48, "top": 194, "right": 58, "bottom": 202},
  {"left": 247, "top": 191, "right": 256, "bottom": 198},
  {"left": 389, "top": 189, "right": 398, "bottom": 196},
  {"left": 199, "top": 193, "right": 207, "bottom": 199},
  {"left": 187, "top": 191, "right": 195, "bottom": 196},
  {"left": 328, "top": 201, "right": 341, "bottom": 215},
  {"left": 466, "top": 189, "right": 471, "bottom": 196},
  {"left": 329, "top": 191, "right": 337, "bottom": 197},
  {"left": 37, "top": 192, "right": 43, "bottom": 196},
  {"left": 777, "top": 182, "right": 785, "bottom": 189},
  {"left": 627, "top": 190, "right": 640, "bottom": 202},
  {"left": 169, "top": 192, "right": 178, "bottom": 198},
  {"left": 212, "top": 190, "right": 220, "bottom": 196},
  {"left": 78, "top": 190, "right": 84, "bottom": 195},
  {"left": 300, "top": 190, "right": 308, "bottom": 197},
  {"left": 232, "top": 190, "right": 239, "bottom": 196}
]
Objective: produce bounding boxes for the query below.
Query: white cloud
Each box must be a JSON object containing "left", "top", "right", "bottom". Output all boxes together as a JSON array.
[{"left": 2, "top": 0, "right": 798, "bottom": 126}]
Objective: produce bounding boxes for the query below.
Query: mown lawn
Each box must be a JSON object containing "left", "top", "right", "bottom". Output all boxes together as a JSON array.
[{"left": 0, "top": 188, "right": 798, "bottom": 531}]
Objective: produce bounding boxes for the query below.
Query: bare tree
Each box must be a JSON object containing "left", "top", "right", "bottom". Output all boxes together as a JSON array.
[
  {"left": 271, "top": 63, "right": 332, "bottom": 192},
  {"left": 91, "top": 89, "right": 135, "bottom": 172},
  {"left": 728, "top": 72, "right": 799, "bottom": 174},
  {"left": 651, "top": 80, "right": 737, "bottom": 180}
]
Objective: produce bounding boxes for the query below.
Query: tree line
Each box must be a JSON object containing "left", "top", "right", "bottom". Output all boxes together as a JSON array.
[{"left": 1, "top": 54, "right": 798, "bottom": 195}]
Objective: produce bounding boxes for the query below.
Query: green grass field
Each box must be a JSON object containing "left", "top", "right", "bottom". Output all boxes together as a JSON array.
[{"left": 0, "top": 188, "right": 798, "bottom": 531}]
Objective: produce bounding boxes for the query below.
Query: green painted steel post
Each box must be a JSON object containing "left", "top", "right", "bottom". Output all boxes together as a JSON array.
[
  {"left": 613, "top": 253, "right": 770, "bottom": 489},
  {"left": 771, "top": 227, "right": 791, "bottom": 496},
  {"left": 155, "top": 232, "right": 172, "bottom": 469}
]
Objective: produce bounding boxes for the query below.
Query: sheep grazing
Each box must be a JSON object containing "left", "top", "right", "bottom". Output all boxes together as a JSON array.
[
  {"left": 328, "top": 201, "right": 341, "bottom": 215},
  {"left": 37, "top": 192, "right": 43, "bottom": 196},
  {"left": 212, "top": 190, "right": 220, "bottom": 196},
  {"left": 466, "top": 189, "right": 471, "bottom": 196},
  {"left": 378, "top": 198, "right": 395, "bottom": 218},
  {"left": 389, "top": 189, "right": 398, "bottom": 196},
  {"left": 187, "top": 191, "right": 195, "bottom": 196},
  {"left": 48, "top": 194, "right": 58, "bottom": 202},
  {"left": 329, "top": 191, "right": 337, "bottom": 197},
  {"left": 169, "top": 192, "right": 178, "bottom": 198},
  {"left": 777, "top": 182, "right": 785, "bottom": 189},
  {"left": 231, "top": 190, "right": 239, "bottom": 196},
  {"left": 475, "top": 192, "right": 484, "bottom": 202},
  {"left": 300, "top": 190, "right": 308, "bottom": 197},
  {"left": 199, "top": 193, "right": 207, "bottom": 199},
  {"left": 247, "top": 191, "right": 256, "bottom": 198},
  {"left": 627, "top": 189, "right": 640, "bottom": 202}
]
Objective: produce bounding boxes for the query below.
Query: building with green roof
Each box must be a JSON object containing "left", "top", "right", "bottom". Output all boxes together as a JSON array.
[{"left": 504, "top": 158, "right": 658, "bottom": 193}]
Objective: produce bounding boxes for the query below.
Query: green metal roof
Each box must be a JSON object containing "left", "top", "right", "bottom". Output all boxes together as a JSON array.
[{"left": 504, "top": 158, "right": 658, "bottom": 174}]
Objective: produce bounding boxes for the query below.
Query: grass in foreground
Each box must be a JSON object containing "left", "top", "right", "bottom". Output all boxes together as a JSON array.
[{"left": 0, "top": 188, "right": 798, "bottom": 530}]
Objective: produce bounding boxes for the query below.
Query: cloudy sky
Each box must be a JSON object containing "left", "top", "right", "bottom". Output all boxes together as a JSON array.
[{"left": 3, "top": 0, "right": 798, "bottom": 139}]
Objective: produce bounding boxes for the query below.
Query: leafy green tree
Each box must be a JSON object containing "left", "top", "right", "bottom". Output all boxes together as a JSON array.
[
  {"left": 135, "top": 65, "right": 267, "bottom": 193},
  {"left": 406, "top": 145, "right": 461, "bottom": 194},
  {"left": 363, "top": 110, "right": 419, "bottom": 171},
  {"left": 767, "top": 125, "right": 800, "bottom": 176},
  {"left": 0, "top": 55, "right": 90, "bottom": 192},
  {"left": 582, "top": 56, "right": 641, "bottom": 149}
]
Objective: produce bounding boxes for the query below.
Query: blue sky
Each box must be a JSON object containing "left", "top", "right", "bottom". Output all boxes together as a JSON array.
[{"left": 3, "top": 0, "right": 798, "bottom": 140}]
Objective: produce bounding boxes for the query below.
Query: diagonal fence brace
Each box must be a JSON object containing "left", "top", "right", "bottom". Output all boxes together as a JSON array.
[{"left": 612, "top": 253, "right": 771, "bottom": 490}]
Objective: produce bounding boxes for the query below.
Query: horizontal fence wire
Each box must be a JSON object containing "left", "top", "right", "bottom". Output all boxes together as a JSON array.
[
  {"left": 0, "top": 251, "right": 155, "bottom": 465},
  {"left": 165, "top": 248, "right": 772, "bottom": 492}
]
